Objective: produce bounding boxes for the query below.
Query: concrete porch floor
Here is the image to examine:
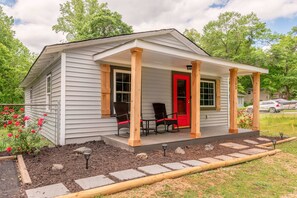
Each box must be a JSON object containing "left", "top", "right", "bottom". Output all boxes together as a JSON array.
[{"left": 101, "top": 125, "right": 259, "bottom": 152}]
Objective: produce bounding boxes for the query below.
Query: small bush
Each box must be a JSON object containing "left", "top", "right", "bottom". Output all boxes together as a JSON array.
[
  {"left": 1, "top": 106, "right": 47, "bottom": 155},
  {"left": 237, "top": 109, "right": 253, "bottom": 129}
]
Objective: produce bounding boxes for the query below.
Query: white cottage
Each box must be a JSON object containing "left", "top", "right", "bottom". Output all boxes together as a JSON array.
[{"left": 20, "top": 29, "right": 267, "bottom": 149}]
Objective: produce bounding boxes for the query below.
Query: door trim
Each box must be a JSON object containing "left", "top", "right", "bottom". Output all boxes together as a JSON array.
[{"left": 172, "top": 71, "right": 191, "bottom": 128}]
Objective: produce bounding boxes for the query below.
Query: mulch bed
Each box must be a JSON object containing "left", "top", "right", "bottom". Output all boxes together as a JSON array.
[{"left": 21, "top": 136, "right": 278, "bottom": 193}]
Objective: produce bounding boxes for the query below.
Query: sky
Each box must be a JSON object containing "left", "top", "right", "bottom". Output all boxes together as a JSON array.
[{"left": 1, "top": 0, "right": 297, "bottom": 53}]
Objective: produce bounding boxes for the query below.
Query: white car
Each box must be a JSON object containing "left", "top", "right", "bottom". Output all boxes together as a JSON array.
[{"left": 246, "top": 100, "right": 283, "bottom": 113}]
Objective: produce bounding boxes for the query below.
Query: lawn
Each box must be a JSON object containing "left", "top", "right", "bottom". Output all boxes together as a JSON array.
[{"left": 106, "top": 113, "right": 297, "bottom": 198}]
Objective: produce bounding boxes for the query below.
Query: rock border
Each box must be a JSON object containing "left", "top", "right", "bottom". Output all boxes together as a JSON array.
[{"left": 57, "top": 149, "right": 281, "bottom": 198}]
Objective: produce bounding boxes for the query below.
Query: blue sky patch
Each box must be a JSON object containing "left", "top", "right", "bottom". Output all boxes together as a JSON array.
[
  {"left": 210, "top": 0, "right": 229, "bottom": 8},
  {"left": 0, "top": 0, "right": 16, "bottom": 7},
  {"left": 266, "top": 16, "right": 297, "bottom": 34}
]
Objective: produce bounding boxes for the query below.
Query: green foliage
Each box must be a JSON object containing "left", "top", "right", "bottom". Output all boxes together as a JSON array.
[
  {"left": 1, "top": 106, "right": 48, "bottom": 154},
  {"left": 52, "top": 0, "right": 133, "bottom": 41},
  {"left": 266, "top": 28, "right": 297, "bottom": 99},
  {"left": 237, "top": 109, "right": 253, "bottom": 129},
  {"left": 0, "top": 6, "right": 34, "bottom": 104},
  {"left": 184, "top": 11, "right": 270, "bottom": 93}
]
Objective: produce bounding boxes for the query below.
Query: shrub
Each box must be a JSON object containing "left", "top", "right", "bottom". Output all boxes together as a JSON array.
[
  {"left": 237, "top": 109, "right": 253, "bottom": 129},
  {"left": 1, "top": 106, "right": 47, "bottom": 155}
]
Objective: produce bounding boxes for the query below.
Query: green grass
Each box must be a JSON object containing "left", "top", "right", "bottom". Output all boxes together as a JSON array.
[{"left": 260, "top": 113, "right": 297, "bottom": 137}]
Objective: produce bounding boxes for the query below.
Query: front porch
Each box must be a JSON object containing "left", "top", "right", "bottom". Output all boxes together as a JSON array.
[
  {"left": 102, "top": 126, "right": 259, "bottom": 152},
  {"left": 95, "top": 33, "right": 268, "bottom": 148}
]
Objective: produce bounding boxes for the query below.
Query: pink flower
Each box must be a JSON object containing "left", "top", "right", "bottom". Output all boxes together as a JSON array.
[
  {"left": 6, "top": 147, "right": 12, "bottom": 153},
  {"left": 23, "top": 116, "right": 30, "bottom": 121},
  {"left": 43, "top": 113, "right": 47, "bottom": 117},
  {"left": 7, "top": 133, "right": 13, "bottom": 138},
  {"left": 4, "top": 106, "right": 9, "bottom": 111},
  {"left": 3, "top": 124, "right": 7, "bottom": 128},
  {"left": 7, "top": 120, "right": 12, "bottom": 125},
  {"left": 37, "top": 118, "right": 44, "bottom": 126},
  {"left": 20, "top": 108, "right": 24, "bottom": 112},
  {"left": 15, "top": 121, "right": 20, "bottom": 127},
  {"left": 13, "top": 114, "right": 19, "bottom": 119},
  {"left": 31, "top": 129, "right": 36, "bottom": 134},
  {"left": 15, "top": 135, "right": 19, "bottom": 138}
]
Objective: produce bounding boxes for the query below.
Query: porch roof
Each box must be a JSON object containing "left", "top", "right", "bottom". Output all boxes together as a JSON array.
[{"left": 93, "top": 39, "right": 268, "bottom": 76}]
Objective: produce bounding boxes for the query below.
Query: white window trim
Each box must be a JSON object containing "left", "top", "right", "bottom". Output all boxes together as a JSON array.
[
  {"left": 45, "top": 73, "right": 52, "bottom": 111},
  {"left": 200, "top": 80, "right": 216, "bottom": 108},
  {"left": 113, "top": 69, "right": 131, "bottom": 102}
]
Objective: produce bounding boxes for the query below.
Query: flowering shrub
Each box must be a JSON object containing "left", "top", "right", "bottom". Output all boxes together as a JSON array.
[
  {"left": 237, "top": 108, "right": 253, "bottom": 129},
  {"left": 1, "top": 106, "right": 47, "bottom": 155}
]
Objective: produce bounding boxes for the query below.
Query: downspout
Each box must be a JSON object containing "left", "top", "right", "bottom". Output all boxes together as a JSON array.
[{"left": 60, "top": 52, "right": 66, "bottom": 145}]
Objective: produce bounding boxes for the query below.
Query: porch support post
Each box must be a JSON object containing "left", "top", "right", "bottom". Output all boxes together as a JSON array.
[
  {"left": 190, "top": 60, "right": 201, "bottom": 138},
  {"left": 252, "top": 72, "right": 260, "bottom": 131},
  {"left": 128, "top": 47, "right": 143, "bottom": 146},
  {"left": 229, "top": 68, "right": 238, "bottom": 133}
]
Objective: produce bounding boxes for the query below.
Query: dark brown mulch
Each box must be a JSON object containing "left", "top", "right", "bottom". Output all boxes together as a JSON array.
[{"left": 22, "top": 136, "right": 277, "bottom": 193}]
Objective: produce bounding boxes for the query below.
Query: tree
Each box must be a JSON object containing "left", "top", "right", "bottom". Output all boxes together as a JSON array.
[
  {"left": 0, "top": 6, "right": 34, "bottom": 104},
  {"left": 184, "top": 12, "right": 270, "bottom": 93},
  {"left": 52, "top": 0, "right": 133, "bottom": 41},
  {"left": 266, "top": 28, "right": 297, "bottom": 99}
]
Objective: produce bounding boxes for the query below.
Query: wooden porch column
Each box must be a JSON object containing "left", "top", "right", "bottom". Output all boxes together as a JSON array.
[
  {"left": 128, "top": 48, "right": 143, "bottom": 146},
  {"left": 252, "top": 72, "right": 260, "bottom": 131},
  {"left": 190, "top": 61, "right": 201, "bottom": 138},
  {"left": 229, "top": 68, "right": 238, "bottom": 133}
]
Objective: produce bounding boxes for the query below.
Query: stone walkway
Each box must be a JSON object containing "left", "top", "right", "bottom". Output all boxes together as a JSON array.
[{"left": 25, "top": 140, "right": 270, "bottom": 198}]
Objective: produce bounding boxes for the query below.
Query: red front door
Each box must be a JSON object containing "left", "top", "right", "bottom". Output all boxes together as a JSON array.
[{"left": 173, "top": 73, "right": 191, "bottom": 127}]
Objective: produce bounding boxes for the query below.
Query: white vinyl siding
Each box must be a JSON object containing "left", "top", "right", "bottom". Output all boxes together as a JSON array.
[
  {"left": 63, "top": 33, "right": 228, "bottom": 144},
  {"left": 24, "top": 59, "right": 61, "bottom": 144}
]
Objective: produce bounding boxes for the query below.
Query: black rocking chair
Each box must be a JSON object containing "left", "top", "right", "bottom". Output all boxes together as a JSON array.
[
  {"left": 152, "top": 103, "right": 179, "bottom": 133},
  {"left": 114, "top": 102, "right": 144, "bottom": 136}
]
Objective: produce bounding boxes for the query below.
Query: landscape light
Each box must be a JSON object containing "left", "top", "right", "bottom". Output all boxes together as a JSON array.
[
  {"left": 83, "top": 150, "right": 92, "bottom": 169},
  {"left": 162, "top": 144, "right": 168, "bottom": 157},
  {"left": 279, "top": 132, "right": 284, "bottom": 140}
]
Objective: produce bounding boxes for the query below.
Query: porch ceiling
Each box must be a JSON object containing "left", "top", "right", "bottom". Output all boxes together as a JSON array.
[{"left": 93, "top": 39, "right": 268, "bottom": 76}]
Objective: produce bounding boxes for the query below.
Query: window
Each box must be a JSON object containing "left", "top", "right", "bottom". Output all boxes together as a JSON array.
[
  {"left": 113, "top": 69, "right": 131, "bottom": 103},
  {"left": 200, "top": 80, "right": 215, "bottom": 107},
  {"left": 46, "top": 74, "right": 52, "bottom": 111}
]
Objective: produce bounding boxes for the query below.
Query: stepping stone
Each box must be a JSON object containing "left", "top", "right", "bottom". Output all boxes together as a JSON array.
[
  {"left": 228, "top": 153, "right": 249, "bottom": 158},
  {"left": 137, "top": 164, "right": 171, "bottom": 175},
  {"left": 26, "top": 183, "right": 70, "bottom": 198},
  {"left": 220, "top": 142, "right": 249, "bottom": 149},
  {"left": 199, "top": 157, "right": 222, "bottom": 163},
  {"left": 109, "top": 169, "right": 146, "bottom": 181},
  {"left": 214, "top": 155, "right": 234, "bottom": 161},
  {"left": 257, "top": 137, "right": 271, "bottom": 142},
  {"left": 244, "top": 139, "right": 259, "bottom": 145},
  {"left": 239, "top": 148, "right": 267, "bottom": 155},
  {"left": 181, "top": 160, "right": 207, "bottom": 167},
  {"left": 162, "top": 162, "right": 189, "bottom": 170},
  {"left": 75, "top": 175, "right": 114, "bottom": 190},
  {"left": 138, "top": 164, "right": 170, "bottom": 175}
]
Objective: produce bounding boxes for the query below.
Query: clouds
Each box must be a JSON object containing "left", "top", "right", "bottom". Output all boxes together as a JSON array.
[{"left": 1, "top": 0, "right": 297, "bottom": 53}]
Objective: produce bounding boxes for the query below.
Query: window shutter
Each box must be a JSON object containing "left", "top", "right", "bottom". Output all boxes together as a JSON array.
[
  {"left": 100, "top": 64, "right": 111, "bottom": 117},
  {"left": 216, "top": 79, "right": 221, "bottom": 111}
]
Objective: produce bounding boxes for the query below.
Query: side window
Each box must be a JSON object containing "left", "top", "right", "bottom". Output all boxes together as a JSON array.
[
  {"left": 46, "top": 74, "right": 52, "bottom": 111},
  {"left": 200, "top": 80, "right": 215, "bottom": 107},
  {"left": 113, "top": 69, "right": 131, "bottom": 103}
]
